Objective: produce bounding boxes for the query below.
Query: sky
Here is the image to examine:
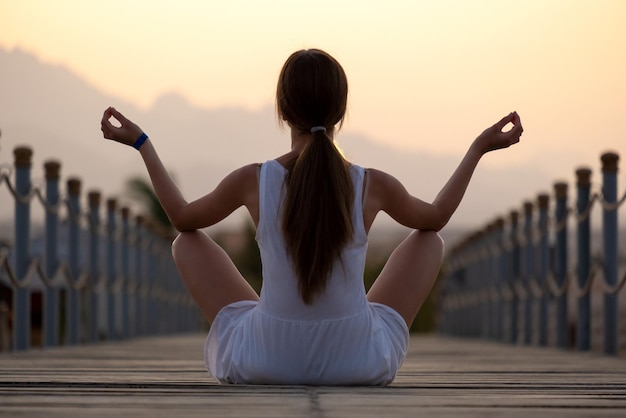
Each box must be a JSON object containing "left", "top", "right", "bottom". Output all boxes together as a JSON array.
[{"left": 1, "top": 0, "right": 625, "bottom": 173}]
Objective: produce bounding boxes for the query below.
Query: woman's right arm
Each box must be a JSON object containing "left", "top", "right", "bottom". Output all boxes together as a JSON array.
[
  {"left": 100, "top": 107, "right": 258, "bottom": 231},
  {"left": 366, "top": 112, "right": 523, "bottom": 232}
]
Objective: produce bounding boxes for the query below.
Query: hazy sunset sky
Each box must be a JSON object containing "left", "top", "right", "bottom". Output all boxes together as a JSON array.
[{"left": 1, "top": 0, "right": 625, "bottom": 174}]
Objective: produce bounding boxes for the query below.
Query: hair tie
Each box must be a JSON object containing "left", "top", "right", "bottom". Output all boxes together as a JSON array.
[{"left": 310, "top": 126, "right": 327, "bottom": 133}]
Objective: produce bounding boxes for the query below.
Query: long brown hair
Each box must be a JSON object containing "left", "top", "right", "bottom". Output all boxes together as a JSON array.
[{"left": 276, "top": 49, "right": 354, "bottom": 305}]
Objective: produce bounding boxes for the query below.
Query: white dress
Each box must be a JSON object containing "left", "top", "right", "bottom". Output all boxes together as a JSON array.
[{"left": 204, "top": 160, "right": 409, "bottom": 385}]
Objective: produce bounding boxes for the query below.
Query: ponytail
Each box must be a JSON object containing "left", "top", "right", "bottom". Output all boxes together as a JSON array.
[
  {"left": 282, "top": 129, "right": 354, "bottom": 304},
  {"left": 276, "top": 48, "right": 352, "bottom": 304}
]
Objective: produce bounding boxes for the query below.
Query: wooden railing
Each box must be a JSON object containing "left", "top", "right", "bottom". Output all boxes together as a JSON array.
[
  {"left": 1, "top": 146, "right": 201, "bottom": 351},
  {"left": 439, "top": 152, "right": 626, "bottom": 355}
]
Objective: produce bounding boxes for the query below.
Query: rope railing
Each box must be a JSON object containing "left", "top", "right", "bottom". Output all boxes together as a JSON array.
[
  {"left": 440, "top": 151, "right": 625, "bottom": 355},
  {"left": 0, "top": 145, "right": 201, "bottom": 351}
]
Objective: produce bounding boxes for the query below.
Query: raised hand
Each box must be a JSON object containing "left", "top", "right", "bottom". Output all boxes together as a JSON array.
[
  {"left": 100, "top": 107, "right": 145, "bottom": 148},
  {"left": 475, "top": 111, "right": 523, "bottom": 154}
]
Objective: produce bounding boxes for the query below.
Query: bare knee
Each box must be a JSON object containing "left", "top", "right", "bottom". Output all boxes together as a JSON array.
[
  {"left": 171, "top": 231, "right": 190, "bottom": 259},
  {"left": 366, "top": 229, "right": 445, "bottom": 327},
  {"left": 171, "top": 230, "right": 206, "bottom": 261},
  {"left": 408, "top": 230, "right": 445, "bottom": 261}
]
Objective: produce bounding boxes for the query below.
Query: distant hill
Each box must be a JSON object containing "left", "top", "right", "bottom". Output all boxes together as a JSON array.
[{"left": 0, "top": 47, "right": 555, "bottom": 246}]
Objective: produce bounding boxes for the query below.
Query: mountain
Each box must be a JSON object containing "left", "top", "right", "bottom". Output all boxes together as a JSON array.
[{"left": 0, "top": 47, "right": 554, "bottom": 245}]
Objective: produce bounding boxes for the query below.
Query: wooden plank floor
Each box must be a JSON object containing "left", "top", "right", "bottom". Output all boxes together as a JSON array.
[{"left": 0, "top": 334, "right": 625, "bottom": 417}]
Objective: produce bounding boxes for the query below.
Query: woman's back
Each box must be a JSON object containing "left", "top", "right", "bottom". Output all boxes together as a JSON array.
[{"left": 256, "top": 159, "right": 368, "bottom": 320}]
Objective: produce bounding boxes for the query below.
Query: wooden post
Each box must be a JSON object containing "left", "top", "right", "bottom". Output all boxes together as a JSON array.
[
  {"left": 147, "top": 228, "right": 157, "bottom": 335},
  {"left": 554, "top": 182, "right": 569, "bottom": 349},
  {"left": 66, "top": 178, "right": 82, "bottom": 345},
  {"left": 479, "top": 231, "right": 486, "bottom": 339},
  {"left": 453, "top": 252, "right": 463, "bottom": 337},
  {"left": 13, "top": 146, "right": 32, "bottom": 351},
  {"left": 522, "top": 201, "right": 534, "bottom": 345},
  {"left": 509, "top": 210, "right": 520, "bottom": 344},
  {"left": 164, "top": 243, "right": 174, "bottom": 334},
  {"left": 106, "top": 198, "right": 117, "bottom": 340},
  {"left": 43, "top": 160, "right": 61, "bottom": 347},
  {"left": 0, "top": 301, "right": 8, "bottom": 351},
  {"left": 135, "top": 215, "right": 144, "bottom": 336},
  {"left": 88, "top": 190, "right": 101, "bottom": 342},
  {"left": 485, "top": 223, "right": 496, "bottom": 341},
  {"left": 470, "top": 231, "right": 483, "bottom": 339},
  {"left": 121, "top": 207, "right": 131, "bottom": 339},
  {"left": 601, "top": 152, "right": 619, "bottom": 355},
  {"left": 537, "top": 193, "right": 550, "bottom": 346},
  {"left": 576, "top": 167, "right": 592, "bottom": 351},
  {"left": 494, "top": 217, "right": 505, "bottom": 342}
]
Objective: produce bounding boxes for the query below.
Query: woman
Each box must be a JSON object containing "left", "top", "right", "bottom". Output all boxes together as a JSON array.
[{"left": 100, "top": 48, "right": 522, "bottom": 385}]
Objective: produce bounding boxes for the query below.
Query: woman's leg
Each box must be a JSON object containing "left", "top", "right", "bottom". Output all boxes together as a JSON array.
[
  {"left": 171, "top": 230, "right": 259, "bottom": 324},
  {"left": 367, "top": 230, "right": 444, "bottom": 328}
]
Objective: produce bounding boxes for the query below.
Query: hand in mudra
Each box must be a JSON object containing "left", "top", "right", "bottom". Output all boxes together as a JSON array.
[
  {"left": 476, "top": 111, "right": 523, "bottom": 154},
  {"left": 100, "top": 107, "right": 145, "bottom": 147}
]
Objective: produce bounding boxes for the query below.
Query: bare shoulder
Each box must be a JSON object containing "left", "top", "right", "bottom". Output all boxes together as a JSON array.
[
  {"left": 366, "top": 168, "right": 407, "bottom": 196},
  {"left": 210, "top": 162, "right": 261, "bottom": 204},
  {"left": 223, "top": 163, "right": 260, "bottom": 187},
  {"left": 362, "top": 168, "right": 408, "bottom": 231},
  {"left": 234, "top": 163, "right": 261, "bottom": 224},
  {"left": 232, "top": 163, "right": 260, "bottom": 177}
]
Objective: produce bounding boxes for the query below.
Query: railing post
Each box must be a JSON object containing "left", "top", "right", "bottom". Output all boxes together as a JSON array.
[
  {"left": 13, "top": 146, "right": 32, "bottom": 351},
  {"left": 442, "top": 247, "right": 461, "bottom": 336},
  {"left": 522, "top": 201, "right": 534, "bottom": 345},
  {"left": 121, "top": 207, "right": 131, "bottom": 339},
  {"left": 537, "top": 193, "right": 550, "bottom": 346},
  {"left": 478, "top": 230, "right": 489, "bottom": 340},
  {"left": 484, "top": 222, "right": 498, "bottom": 340},
  {"left": 441, "top": 262, "right": 452, "bottom": 336},
  {"left": 147, "top": 228, "right": 157, "bottom": 335},
  {"left": 454, "top": 261, "right": 464, "bottom": 337},
  {"left": 43, "top": 160, "right": 61, "bottom": 347},
  {"left": 576, "top": 167, "right": 592, "bottom": 351},
  {"left": 164, "top": 239, "right": 174, "bottom": 334},
  {"left": 0, "top": 301, "right": 8, "bottom": 351},
  {"left": 508, "top": 210, "right": 520, "bottom": 344},
  {"left": 462, "top": 242, "right": 472, "bottom": 338},
  {"left": 66, "top": 178, "right": 82, "bottom": 345},
  {"left": 554, "top": 182, "right": 569, "bottom": 349},
  {"left": 494, "top": 218, "right": 505, "bottom": 342},
  {"left": 88, "top": 190, "right": 101, "bottom": 342},
  {"left": 135, "top": 215, "right": 144, "bottom": 336},
  {"left": 601, "top": 152, "right": 619, "bottom": 355},
  {"left": 106, "top": 198, "right": 117, "bottom": 340},
  {"left": 457, "top": 242, "right": 468, "bottom": 338},
  {"left": 469, "top": 236, "right": 481, "bottom": 337}
]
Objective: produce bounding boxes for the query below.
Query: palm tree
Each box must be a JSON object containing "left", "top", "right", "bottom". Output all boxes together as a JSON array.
[{"left": 124, "top": 176, "right": 174, "bottom": 234}]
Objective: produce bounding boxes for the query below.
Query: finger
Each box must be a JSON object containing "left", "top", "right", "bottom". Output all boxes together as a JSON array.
[
  {"left": 100, "top": 114, "right": 116, "bottom": 139},
  {"left": 109, "top": 107, "right": 128, "bottom": 124},
  {"left": 100, "top": 121, "right": 114, "bottom": 139},
  {"left": 511, "top": 120, "right": 524, "bottom": 136},
  {"left": 100, "top": 126, "right": 113, "bottom": 139},
  {"left": 510, "top": 111, "right": 519, "bottom": 121},
  {"left": 494, "top": 112, "right": 514, "bottom": 130},
  {"left": 512, "top": 111, "right": 522, "bottom": 127},
  {"left": 101, "top": 107, "right": 113, "bottom": 126}
]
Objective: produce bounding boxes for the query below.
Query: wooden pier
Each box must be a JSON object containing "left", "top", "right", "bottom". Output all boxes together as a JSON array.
[{"left": 0, "top": 334, "right": 624, "bottom": 417}]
